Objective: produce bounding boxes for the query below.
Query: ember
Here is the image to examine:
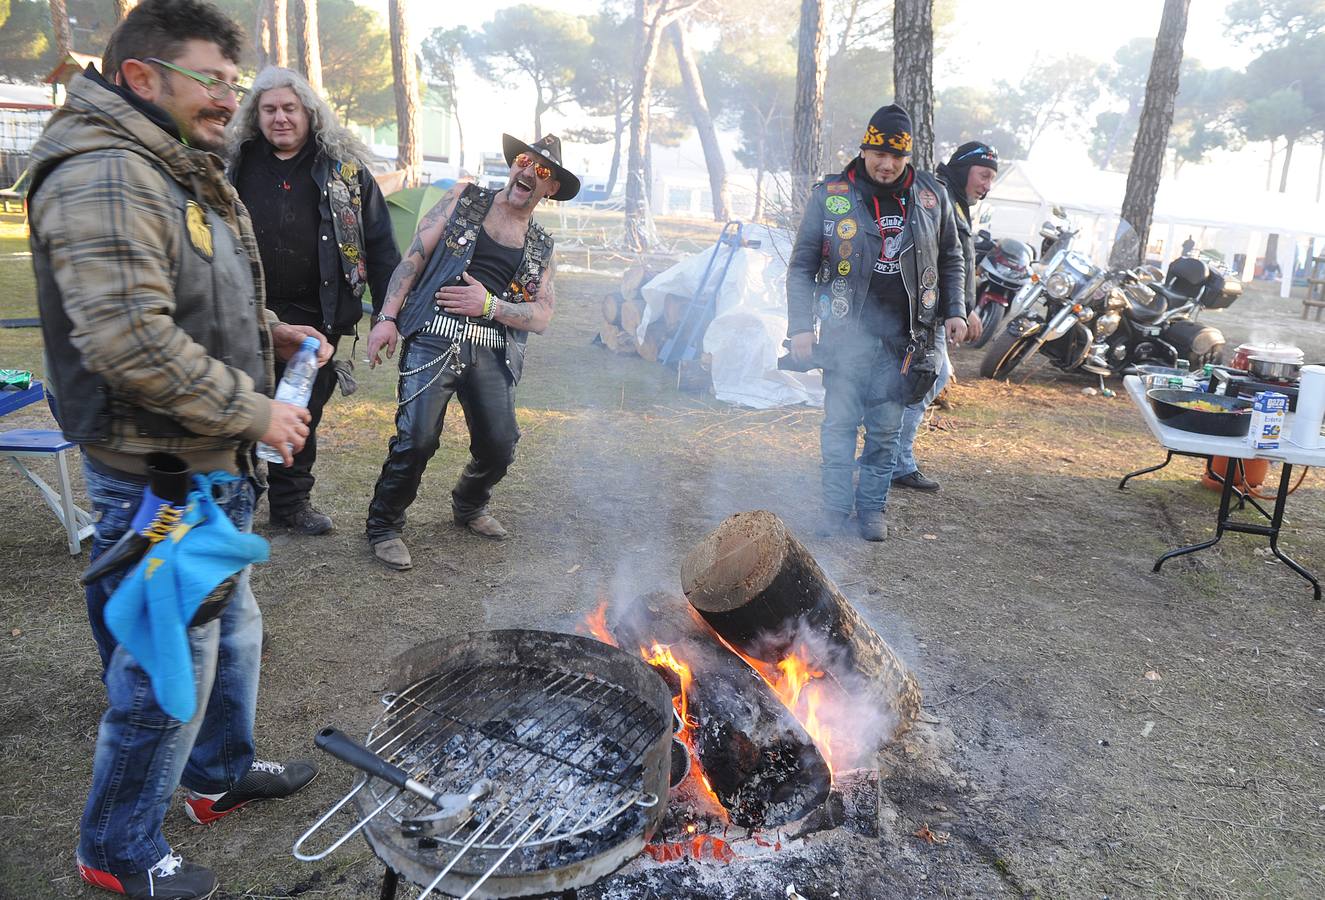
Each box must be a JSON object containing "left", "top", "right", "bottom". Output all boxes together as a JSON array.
[{"left": 643, "top": 833, "right": 736, "bottom": 863}]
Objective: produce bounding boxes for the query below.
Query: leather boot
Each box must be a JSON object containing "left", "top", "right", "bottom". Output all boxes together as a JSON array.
[
  {"left": 857, "top": 509, "right": 887, "bottom": 542},
  {"left": 459, "top": 511, "right": 507, "bottom": 540},
  {"left": 371, "top": 537, "right": 413, "bottom": 570}
]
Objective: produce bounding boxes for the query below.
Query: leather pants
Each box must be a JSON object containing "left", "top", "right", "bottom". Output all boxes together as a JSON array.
[{"left": 365, "top": 333, "right": 519, "bottom": 544}]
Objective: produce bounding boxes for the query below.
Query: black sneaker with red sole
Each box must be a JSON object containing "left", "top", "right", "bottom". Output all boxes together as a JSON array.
[
  {"left": 184, "top": 758, "right": 318, "bottom": 825},
  {"left": 78, "top": 851, "right": 218, "bottom": 899}
]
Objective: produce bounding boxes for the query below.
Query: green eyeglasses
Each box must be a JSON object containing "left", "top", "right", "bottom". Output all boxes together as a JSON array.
[{"left": 145, "top": 58, "right": 248, "bottom": 100}]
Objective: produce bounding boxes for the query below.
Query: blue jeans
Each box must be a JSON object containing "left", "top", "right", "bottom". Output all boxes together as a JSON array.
[
  {"left": 79, "top": 459, "right": 262, "bottom": 875},
  {"left": 894, "top": 330, "right": 951, "bottom": 479},
  {"left": 820, "top": 334, "right": 907, "bottom": 513}
]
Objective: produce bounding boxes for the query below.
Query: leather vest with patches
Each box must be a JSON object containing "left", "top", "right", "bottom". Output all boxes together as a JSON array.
[{"left": 397, "top": 184, "right": 554, "bottom": 384}]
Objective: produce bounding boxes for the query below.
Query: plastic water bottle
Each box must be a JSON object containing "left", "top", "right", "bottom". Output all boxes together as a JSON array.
[{"left": 256, "top": 336, "right": 320, "bottom": 464}]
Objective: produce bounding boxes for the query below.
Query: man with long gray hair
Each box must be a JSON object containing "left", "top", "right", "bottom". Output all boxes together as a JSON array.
[{"left": 229, "top": 67, "right": 399, "bottom": 534}]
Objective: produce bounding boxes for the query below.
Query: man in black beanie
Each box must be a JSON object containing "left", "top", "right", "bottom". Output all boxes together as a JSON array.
[
  {"left": 786, "top": 103, "right": 966, "bottom": 541},
  {"left": 890, "top": 140, "right": 1000, "bottom": 493}
]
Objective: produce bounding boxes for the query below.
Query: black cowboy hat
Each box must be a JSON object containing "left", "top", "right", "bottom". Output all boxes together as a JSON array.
[{"left": 502, "top": 132, "right": 581, "bottom": 202}]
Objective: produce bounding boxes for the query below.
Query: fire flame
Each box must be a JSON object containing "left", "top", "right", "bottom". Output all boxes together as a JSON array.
[
  {"left": 642, "top": 643, "right": 692, "bottom": 733},
  {"left": 577, "top": 600, "right": 616, "bottom": 646},
  {"left": 724, "top": 639, "right": 837, "bottom": 775},
  {"left": 639, "top": 642, "right": 727, "bottom": 817}
]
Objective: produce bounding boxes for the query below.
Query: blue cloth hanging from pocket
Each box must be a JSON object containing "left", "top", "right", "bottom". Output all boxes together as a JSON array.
[{"left": 103, "top": 472, "right": 269, "bottom": 722}]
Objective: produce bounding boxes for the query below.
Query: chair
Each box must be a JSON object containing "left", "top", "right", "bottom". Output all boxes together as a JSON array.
[
  {"left": 0, "top": 427, "right": 95, "bottom": 554},
  {"left": 0, "top": 169, "right": 29, "bottom": 214}
]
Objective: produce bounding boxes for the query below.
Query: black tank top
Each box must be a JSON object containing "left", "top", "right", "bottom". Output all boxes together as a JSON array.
[{"left": 467, "top": 227, "right": 524, "bottom": 297}]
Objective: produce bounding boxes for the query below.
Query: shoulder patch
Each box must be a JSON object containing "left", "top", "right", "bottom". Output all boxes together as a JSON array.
[
  {"left": 826, "top": 182, "right": 849, "bottom": 194},
  {"left": 918, "top": 188, "right": 938, "bottom": 209}
]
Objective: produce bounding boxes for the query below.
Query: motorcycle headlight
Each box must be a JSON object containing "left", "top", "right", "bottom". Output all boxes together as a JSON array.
[{"left": 1045, "top": 271, "right": 1075, "bottom": 299}]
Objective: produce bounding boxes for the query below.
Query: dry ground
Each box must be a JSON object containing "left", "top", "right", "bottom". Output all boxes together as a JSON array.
[{"left": 1, "top": 219, "right": 1323, "bottom": 899}]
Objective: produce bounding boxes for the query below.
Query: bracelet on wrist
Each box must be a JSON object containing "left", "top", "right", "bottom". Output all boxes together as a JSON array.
[
  {"left": 374, "top": 313, "right": 397, "bottom": 326},
  {"left": 482, "top": 294, "right": 497, "bottom": 320}
]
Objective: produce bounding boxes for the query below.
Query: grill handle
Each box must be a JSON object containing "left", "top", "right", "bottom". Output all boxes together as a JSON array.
[{"left": 315, "top": 727, "right": 442, "bottom": 806}]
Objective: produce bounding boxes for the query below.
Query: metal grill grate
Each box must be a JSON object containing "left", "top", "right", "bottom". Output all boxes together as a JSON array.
[{"left": 365, "top": 663, "right": 661, "bottom": 849}]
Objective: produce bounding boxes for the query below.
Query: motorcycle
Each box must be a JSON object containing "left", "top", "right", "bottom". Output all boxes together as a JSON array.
[
  {"left": 970, "top": 230, "right": 1035, "bottom": 349},
  {"left": 979, "top": 222, "right": 1238, "bottom": 381},
  {"left": 1037, "top": 206, "right": 1078, "bottom": 261}
]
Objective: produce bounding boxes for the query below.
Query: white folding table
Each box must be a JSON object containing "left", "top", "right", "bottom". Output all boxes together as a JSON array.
[{"left": 1120, "top": 375, "right": 1324, "bottom": 601}]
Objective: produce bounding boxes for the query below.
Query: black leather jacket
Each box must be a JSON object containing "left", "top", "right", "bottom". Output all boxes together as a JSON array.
[
  {"left": 936, "top": 164, "right": 977, "bottom": 313},
  {"left": 232, "top": 140, "right": 400, "bottom": 336},
  {"left": 787, "top": 159, "right": 964, "bottom": 352}
]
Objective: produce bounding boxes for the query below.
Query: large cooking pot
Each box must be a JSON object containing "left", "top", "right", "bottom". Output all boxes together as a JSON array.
[
  {"left": 1246, "top": 354, "right": 1303, "bottom": 381},
  {"left": 1233, "top": 342, "right": 1302, "bottom": 378}
]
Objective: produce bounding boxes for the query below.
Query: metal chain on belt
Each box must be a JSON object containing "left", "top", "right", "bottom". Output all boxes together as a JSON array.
[{"left": 397, "top": 343, "right": 461, "bottom": 408}]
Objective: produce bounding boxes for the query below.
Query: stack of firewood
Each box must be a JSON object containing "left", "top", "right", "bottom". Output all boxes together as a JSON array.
[{"left": 597, "top": 263, "right": 694, "bottom": 362}]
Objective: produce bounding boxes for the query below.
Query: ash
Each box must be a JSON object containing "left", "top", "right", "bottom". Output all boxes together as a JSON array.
[{"left": 580, "top": 723, "right": 1017, "bottom": 899}]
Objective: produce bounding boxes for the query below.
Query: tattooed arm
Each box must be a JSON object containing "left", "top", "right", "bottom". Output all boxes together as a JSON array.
[
  {"left": 491, "top": 255, "right": 557, "bottom": 335},
  {"left": 367, "top": 188, "right": 459, "bottom": 367}
]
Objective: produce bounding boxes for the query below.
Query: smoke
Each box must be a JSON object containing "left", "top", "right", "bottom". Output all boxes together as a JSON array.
[{"left": 742, "top": 616, "right": 898, "bottom": 772}]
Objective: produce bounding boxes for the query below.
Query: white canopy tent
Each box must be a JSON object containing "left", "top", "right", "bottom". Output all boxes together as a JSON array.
[{"left": 980, "top": 161, "right": 1325, "bottom": 298}]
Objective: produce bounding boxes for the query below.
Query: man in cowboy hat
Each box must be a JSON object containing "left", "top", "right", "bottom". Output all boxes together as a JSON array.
[
  {"left": 786, "top": 103, "right": 966, "bottom": 541},
  {"left": 363, "top": 132, "right": 578, "bottom": 570}
]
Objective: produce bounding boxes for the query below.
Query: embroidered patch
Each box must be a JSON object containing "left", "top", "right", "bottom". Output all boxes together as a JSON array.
[
  {"left": 825, "top": 195, "right": 851, "bottom": 216},
  {"left": 827, "top": 182, "right": 849, "bottom": 194},
  {"left": 921, "top": 287, "right": 937, "bottom": 308},
  {"left": 837, "top": 260, "right": 851, "bottom": 276},
  {"left": 822, "top": 220, "right": 834, "bottom": 237},
  {"left": 832, "top": 296, "right": 850, "bottom": 318},
  {"left": 838, "top": 240, "right": 853, "bottom": 259},
  {"left": 340, "top": 161, "right": 359, "bottom": 181},
  {"left": 822, "top": 240, "right": 830, "bottom": 258},
  {"left": 831, "top": 277, "right": 849, "bottom": 296},
  {"left": 818, "top": 296, "right": 831, "bottom": 319},
  {"left": 919, "top": 189, "right": 938, "bottom": 209},
  {"left": 921, "top": 266, "right": 938, "bottom": 289},
  {"left": 185, "top": 201, "right": 212, "bottom": 259},
  {"left": 836, "top": 218, "right": 858, "bottom": 240}
]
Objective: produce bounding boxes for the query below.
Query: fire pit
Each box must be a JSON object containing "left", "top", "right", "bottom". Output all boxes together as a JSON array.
[{"left": 294, "top": 630, "right": 673, "bottom": 899}]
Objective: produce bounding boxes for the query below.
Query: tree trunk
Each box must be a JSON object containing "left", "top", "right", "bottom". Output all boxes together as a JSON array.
[
  {"left": 1263, "top": 134, "right": 1297, "bottom": 266},
  {"left": 605, "top": 97, "right": 624, "bottom": 200},
  {"left": 680, "top": 511, "right": 923, "bottom": 751},
  {"left": 254, "top": 0, "right": 273, "bottom": 70},
  {"left": 625, "top": 0, "right": 667, "bottom": 251},
  {"left": 48, "top": 0, "right": 73, "bottom": 58},
  {"left": 298, "top": 0, "right": 323, "bottom": 94},
  {"left": 111, "top": 0, "right": 137, "bottom": 22},
  {"left": 454, "top": 101, "right": 465, "bottom": 171},
  {"left": 608, "top": 591, "right": 832, "bottom": 827},
  {"left": 271, "top": 0, "right": 290, "bottom": 67},
  {"left": 669, "top": 22, "right": 729, "bottom": 221},
  {"left": 1316, "top": 137, "right": 1324, "bottom": 204},
  {"left": 891, "top": 0, "right": 935, "bottom": 171},
  {"left": 790, "top": 0, "right": 826, "bottom": 216},
  {"left": 1114, "top": 0, "right": 1190, "bottom": 268},
  {"left": 388, "top": 0, "right": 422, "bottom": 187}
]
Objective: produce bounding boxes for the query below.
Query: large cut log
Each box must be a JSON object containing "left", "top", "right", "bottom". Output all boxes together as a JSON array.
[
  {"left": 609, "top": 591, "right": 831, "bottom": 828},
  {"left": 680, "top": 510, "right": 922, "bottom": 748}
]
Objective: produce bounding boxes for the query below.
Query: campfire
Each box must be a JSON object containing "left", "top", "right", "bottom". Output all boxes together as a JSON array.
[{"left": 577, "top": 510, "right": 922, "bottom": 861}]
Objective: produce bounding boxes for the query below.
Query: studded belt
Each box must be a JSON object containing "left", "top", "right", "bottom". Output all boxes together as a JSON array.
[{"left": 420, "top": 313, "right": 506, "bottom": 348}]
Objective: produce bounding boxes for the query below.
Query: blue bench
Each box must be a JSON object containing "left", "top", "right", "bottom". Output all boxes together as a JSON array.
[{"left": 0, "top": 426, "right": 95, "bottom": 554}]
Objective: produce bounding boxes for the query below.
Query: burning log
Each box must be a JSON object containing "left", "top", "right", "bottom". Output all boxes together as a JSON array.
[
  {"left": 609, "top": 591, "right": 831, "bottom": 828},
  {"left": 680, "top": 510, "right": 922, "bottom": 747}
]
